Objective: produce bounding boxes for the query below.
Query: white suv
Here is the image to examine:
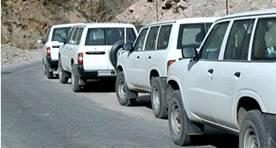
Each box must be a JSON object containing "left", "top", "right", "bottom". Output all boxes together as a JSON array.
[
  {"left": 40, "top": 24, "right": 76, "bottom": 78},
  {"left": 116, "top": 18, "right": 216, "bottom": 118},
  {"left": 59, "top": 23, "right": 137, "bottom": 92},
  {"left": 166, "top": 9, "right": 276, "bottom": 148}
]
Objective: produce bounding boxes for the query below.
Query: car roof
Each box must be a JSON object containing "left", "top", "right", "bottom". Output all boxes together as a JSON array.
[
  {"left": 144, "top": 17, "right": 218, "bottom": 27},
  {"left": 52, "top": 23, "right": 84, "bottom": 28},
  {"left": 217, "top": 8, "right": 276, "bottom": 21},
  {"left": 82, "top": 23, "right": 136, "bottom": 28}
]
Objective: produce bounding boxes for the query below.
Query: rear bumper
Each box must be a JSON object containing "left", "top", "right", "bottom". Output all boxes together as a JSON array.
[
  {"left": 46, "top": 56, "right": 58, "bottom": 69},
  {"left": 75, "top": 64, "right": 116, "bottom": 79},
  {"left": 264, "top": 113, "right": 276, "bottom": 147}
]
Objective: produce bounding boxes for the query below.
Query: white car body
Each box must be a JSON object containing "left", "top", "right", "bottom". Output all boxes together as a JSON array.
[
  {"left": 43, "top": 24, "right": 78, "bottom": 62},
  {"left": 117, "top": 18, "right": 217, "bottom": 92},
  {"left": 59, "top": 23, "right": 137, "bottom": 79},
  {"left": 167, "top": 9, "right": 276, "bottom": 132}
]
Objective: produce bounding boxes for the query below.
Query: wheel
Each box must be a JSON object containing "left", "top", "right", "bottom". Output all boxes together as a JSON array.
[
  {"left": 71, "top": 65, "right": 81, "bottom": 92},
  {"left": 58, "top": 59, "right": 68, "bottom": 84},
  {"left": 168, "top": 90, "right": 191, "bottom": 146},
  {"left": 115, "top": 71, "right": 137, "bottom": 106},
  {"left": 151, "top": 77, "right": 168, "bottom": 118},
  {"left": 239, "top": 110, "right": 270, "bottom": 148},
  {"left": 43, "top": 58, "right": 53, "bottom": 79}
]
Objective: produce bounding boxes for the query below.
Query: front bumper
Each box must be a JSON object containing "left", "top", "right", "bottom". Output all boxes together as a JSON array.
[
  {"left": 264, "top": 113, "right": 276, "bottom": 147},
  {"left": 74, "top": 64, "right": 116, "bottom": 79}
]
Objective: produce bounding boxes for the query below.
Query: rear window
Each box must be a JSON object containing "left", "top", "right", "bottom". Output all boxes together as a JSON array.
[
  {"left": 85, "top": 28, "right": 124, "bottom": 46},
  {"left": 177, "top": 23, "right": 211, "bottom": 49},
  {"left": 52, "top": 27, "right": 71, "bottom": 42}
]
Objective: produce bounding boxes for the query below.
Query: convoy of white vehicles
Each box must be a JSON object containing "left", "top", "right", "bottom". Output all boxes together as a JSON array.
[{"left": 39, "top": 9, "right": 276, "bottom": 148}]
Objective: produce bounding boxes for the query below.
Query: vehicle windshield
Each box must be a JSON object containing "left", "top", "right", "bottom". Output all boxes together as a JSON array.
[
  {"left": 85, "top": 28, "right": 124, "bottom": 46},
  {"left": 51, "top": 27, "right": 71, "bottom": 42},
  {"left": 177, "top": 23, "right": 212, "bottom": 49}
]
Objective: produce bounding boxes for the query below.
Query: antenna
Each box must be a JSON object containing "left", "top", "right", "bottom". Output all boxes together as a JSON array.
[
  {"left": 156, "top": 0, "right": 159, "bottom": 21},
  {"left": 226, "top": 0, "right": 229, "bottom": 15}
]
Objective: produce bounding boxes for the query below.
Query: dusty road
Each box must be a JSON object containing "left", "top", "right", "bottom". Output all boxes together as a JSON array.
[{"left": 2, "top": 61, "right": 238, "bottom": 148}]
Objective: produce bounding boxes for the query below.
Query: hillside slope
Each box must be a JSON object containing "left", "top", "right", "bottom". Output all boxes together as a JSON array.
[
  {"left": 115, "top": 0, "right": 276, "bottom": 24},
  {"left": 1, "top": 0, "right": 134, "bottom": 49},
  {"left": 1, "top": 0, "right": 276, "bottom": 49}
]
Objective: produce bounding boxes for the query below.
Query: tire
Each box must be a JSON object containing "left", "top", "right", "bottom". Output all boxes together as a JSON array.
[
  {"left": 115, "top": 71, "right": 137, "bottom": 106},
  {"left": 43, "top": 58, "right": 53, "bottom": 79},
  {"left": 168, "top": 90, "right": 191, "bottom": 146},
  {"left": 58, "top": 59, "right": 68, "bottom": 84},
  {"left": 239, "top": 110, "right": 270, "bottom": 148},
  {"left": 110, "top": 40, "right": 124, "bottom": 68},
  {"left": 71, "top": 65, "right": 81, "bottom": 92},
  {"left": 151, "top": 77, "right": 168, "bottom": 119}
]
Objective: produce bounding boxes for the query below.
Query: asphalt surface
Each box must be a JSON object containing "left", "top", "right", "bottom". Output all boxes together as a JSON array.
[{"left": 2, "top": 61, "right": 238, "bottom": 148}]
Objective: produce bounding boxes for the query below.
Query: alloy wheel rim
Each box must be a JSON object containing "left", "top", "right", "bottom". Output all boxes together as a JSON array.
[
  {"left": 170, "top": 102, "right": 182, "bottom": 135},
  {"left": 118, "top": 80, "right": 127, "bottom": 101},
  {"left": 243, "top": 127, "right": 259, "bottom": 148},
  {"left": 152, "top": 88, "right": 160, "bottom": 112}
]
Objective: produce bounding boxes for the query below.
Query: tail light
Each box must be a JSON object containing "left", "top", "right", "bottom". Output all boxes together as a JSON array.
[
  {"left": 46, "top": 47, "right": 51, "bottom": 57},
  {"left": 78, "top": 52, "right": 83, "bottom": 65},
  {"left": 167, "top": 59, "right": 176, "bottom": 70}
]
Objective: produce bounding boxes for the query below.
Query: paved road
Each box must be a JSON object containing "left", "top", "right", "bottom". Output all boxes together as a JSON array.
[{"left": 2, "top": 62, "right": 238, "bottom": 148}]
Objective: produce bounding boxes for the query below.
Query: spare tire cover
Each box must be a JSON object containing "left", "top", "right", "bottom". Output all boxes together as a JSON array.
[{"left": 109, "top": 40, "right": 133, "bottom": 68}]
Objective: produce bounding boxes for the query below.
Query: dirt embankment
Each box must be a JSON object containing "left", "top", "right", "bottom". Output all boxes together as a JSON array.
[
  {"left": 1, "top": 0, "right": 276, "bottom": 65},
  {"left": 1, "top": 0, "right": 134, "bottom": 49},
  {"left": 115, "top": 0, "right": 276, "bottom": 24}
]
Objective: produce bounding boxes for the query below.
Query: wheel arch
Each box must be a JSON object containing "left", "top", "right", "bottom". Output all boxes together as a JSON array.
[{"left": 234, "top": 90, "right": 265, "bottom": 127}]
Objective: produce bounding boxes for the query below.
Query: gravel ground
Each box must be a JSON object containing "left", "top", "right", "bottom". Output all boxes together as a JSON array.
[{"left": 1, "top": 44, "right": 42, "bottom": 65}]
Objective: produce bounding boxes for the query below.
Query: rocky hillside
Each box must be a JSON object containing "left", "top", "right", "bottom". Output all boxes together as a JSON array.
[
  {"left": 1, "top": 0, "right": 134, "bottom": 49},
  {"left": 116, "top": 0, "right": 276, "bottom": 24},
  {"left": 1, "top": 0, "right": 276, "bottom": 49}
]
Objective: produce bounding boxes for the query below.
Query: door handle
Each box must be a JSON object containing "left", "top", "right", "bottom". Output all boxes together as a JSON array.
[
  {"left": 208, "top": 69, "right": 214, "bottom": 74},
  {"left": 234, "top": 72, "right": 241, "bottom": 78},
  {"left": 148, "top": 56, "right": 151, "bottom": 59},
  {"left": 137, "top": 56, "right": 140, "bottom": 59}
]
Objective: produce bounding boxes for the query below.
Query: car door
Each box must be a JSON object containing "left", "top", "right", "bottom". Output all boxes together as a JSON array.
[
  {"left": 213, "top": 19, "right": 255, "bottom": 128},
  {"left": 185, "top": 21, "right": 230, "bottom": 122},
  {"left": 61, "top": 27, "right": 75, "bottom": 71},
  {"left": 70, "top": 27, "right": 84, "bottom": 71},
  {"left": 143, "top": 25, "right": 160, "bottom": 89},
  {"left": 124, "top": 28, "right": 149, "bottom": 88}
]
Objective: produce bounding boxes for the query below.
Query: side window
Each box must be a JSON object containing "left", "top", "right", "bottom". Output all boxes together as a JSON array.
[
  {"left": 200, "top": 22, "right": 229, "bottom": 60},
  {"left": 67, "top": 27, "right": 75, "bottom": 43},
  {"left": 126, "top": 28, "right": 137, "bottom": 42},
  {"left": 157, "top": 25, "right": 172, "bottom": 50},
  {"left": 224, "top": 19, "right": 254, "bottom": 60},
  {"left": 85, "top": 28, "right": 105, "bottom": 45},
  {"left": 70, "top": 27, "right": 79, "bottom": 44},
  {"left": 145, "top": 26, "right": 160, "bottom": 51},
  {"left": 133, "top": 28, "right": 148, "bottom": 51},
  {"left": 75, "top": 28, "right": 84, "bottom": 45},
  {"left": 252, "top": 17, "right": 276, "bottom": 60}
]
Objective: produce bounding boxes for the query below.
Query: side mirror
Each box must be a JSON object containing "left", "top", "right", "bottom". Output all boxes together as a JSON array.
[
  {"left": 123, "top": 43, "right": 133, "bottom": 51},
  {"left": 181, "top": 47, "right": 199, "bottom": 60}
]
